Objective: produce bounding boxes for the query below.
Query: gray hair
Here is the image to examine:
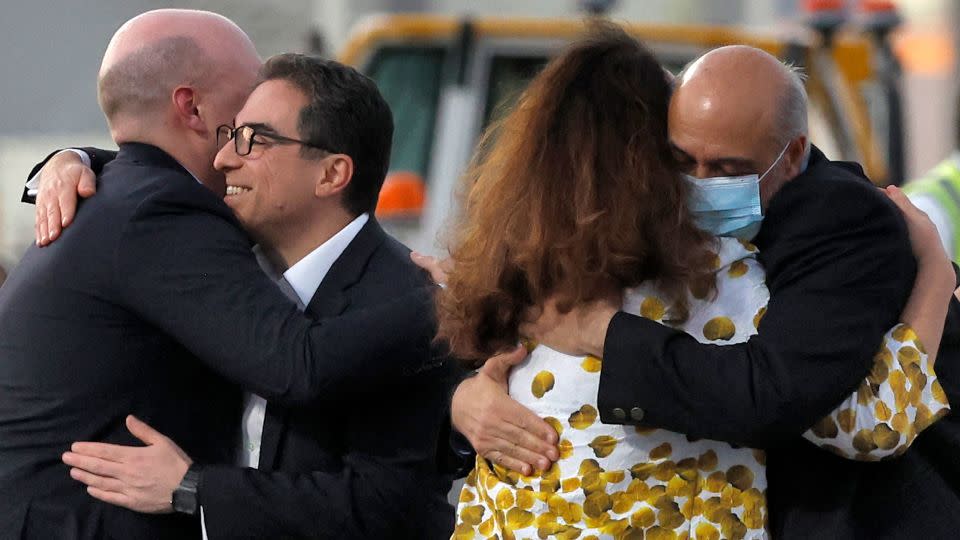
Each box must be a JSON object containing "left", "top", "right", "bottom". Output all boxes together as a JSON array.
[
  {"left": 777, "top": 62, "right": 811, "bottom": 159},
  {"left": 97, "top": 36, "right": 210, "bottom": 123}
]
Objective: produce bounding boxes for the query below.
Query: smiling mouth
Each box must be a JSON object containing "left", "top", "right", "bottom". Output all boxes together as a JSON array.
[{"left": 225, "top": 186, "right": 252, "bottom": 196}]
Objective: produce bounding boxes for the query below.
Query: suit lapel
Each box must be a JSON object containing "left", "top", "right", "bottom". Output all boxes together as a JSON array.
[
  {"left": 304, "top": 218, "right": 387, "bottom": 318},
  {"left": 256, "top": 218, "right": 387, "bottom": 470}
]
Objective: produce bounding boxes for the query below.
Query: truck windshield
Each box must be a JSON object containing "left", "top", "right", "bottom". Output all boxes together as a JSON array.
[{"left": 365, "top": 46, "right": 446, "bottom": 180}]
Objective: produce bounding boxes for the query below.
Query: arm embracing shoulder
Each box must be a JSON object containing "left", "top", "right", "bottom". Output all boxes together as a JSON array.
[{"left": 115, "top": 192, "right": 438, "bottom": 406}]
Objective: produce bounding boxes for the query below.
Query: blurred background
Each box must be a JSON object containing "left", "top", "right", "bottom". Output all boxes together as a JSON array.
[{"left": 0, "top": 0, "right": 957, "bottom": 273}]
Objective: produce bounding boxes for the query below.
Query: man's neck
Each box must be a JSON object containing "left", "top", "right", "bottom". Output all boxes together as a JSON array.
[
  {"left": 271, "top": 211, "right": 357, "bottom": 270},
  {"left": 114, "top": 129, "right": 213, "bottom": 188}
]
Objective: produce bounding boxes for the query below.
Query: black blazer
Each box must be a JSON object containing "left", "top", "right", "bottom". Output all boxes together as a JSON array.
[
  {"left": 199, "top": 219, "right": 457, "bottom": 539},
  {"left": 1, "top": 143, "right": 439, "bottom": 539},
  {"left": 596, "top": 147, "right": 960, "bottom": 538}
]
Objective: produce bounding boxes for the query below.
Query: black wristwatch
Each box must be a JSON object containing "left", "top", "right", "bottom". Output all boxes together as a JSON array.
[{"left": 171, "top": 463, "right": 203, "bottom": 515}]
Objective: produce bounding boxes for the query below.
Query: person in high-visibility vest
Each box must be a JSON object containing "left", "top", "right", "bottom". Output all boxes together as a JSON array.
[{"left": 904, "top": 150, "right": 960, "bottom": 261}]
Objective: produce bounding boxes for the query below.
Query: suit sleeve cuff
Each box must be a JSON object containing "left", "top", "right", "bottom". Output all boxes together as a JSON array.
[{"left": 597, "top": 311, "right": 677, "bottom": 426}]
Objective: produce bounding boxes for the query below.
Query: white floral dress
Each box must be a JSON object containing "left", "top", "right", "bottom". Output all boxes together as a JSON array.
[{"left": 453, "top": 238, "right": 950, "bottom": 540}]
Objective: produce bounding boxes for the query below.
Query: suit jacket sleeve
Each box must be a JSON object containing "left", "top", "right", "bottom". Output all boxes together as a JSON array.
[
  {"left": 597, "top": 176, "right": 916, "bottom": 448},
  {"left": 22, "top": 147, "right": 117, "bottom": 203},
  {"left": 198, "top": 458, "right": 447, "bottom": 540},
  {"left": 113, "top": 187, "right": 438, "bottom": 408}
]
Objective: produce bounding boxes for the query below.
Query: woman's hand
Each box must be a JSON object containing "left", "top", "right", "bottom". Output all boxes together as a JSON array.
[{"left": 883, "top": 185, "right": 957, "bottom": 364}]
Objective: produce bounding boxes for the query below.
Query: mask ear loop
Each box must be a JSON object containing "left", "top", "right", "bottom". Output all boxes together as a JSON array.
[
  {"left": 755, "top": 141, "right": 792, "bottom": 217},
  {"left": 758, "top": 141, "right": 791, "bottom": 183}
]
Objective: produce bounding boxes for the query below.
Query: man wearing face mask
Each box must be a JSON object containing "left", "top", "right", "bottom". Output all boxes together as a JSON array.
[
  {"left": 448, "top": 45, "right": 960, "bottom": 538},
  {"left": 683, "top": 141, "right": 790, "bottom": 241}
]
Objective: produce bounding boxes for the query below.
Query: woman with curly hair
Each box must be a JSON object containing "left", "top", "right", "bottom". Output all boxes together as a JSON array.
[{"left": 440, "top": 24, "right": 953, "bottom": 540}]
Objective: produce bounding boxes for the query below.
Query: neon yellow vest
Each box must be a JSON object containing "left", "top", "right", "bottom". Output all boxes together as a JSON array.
[{"left": 903, "top": 157, "right": 960, "bottom": 258}]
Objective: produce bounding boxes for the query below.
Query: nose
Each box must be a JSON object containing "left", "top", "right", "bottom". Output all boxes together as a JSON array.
[
  {"left": 214, "top": 141, "right": 240, "bottom": 172},
  {"left": 690, "top": 163, "right": 711, "bottom": 180}
]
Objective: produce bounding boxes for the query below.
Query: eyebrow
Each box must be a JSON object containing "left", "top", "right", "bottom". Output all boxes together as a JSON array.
[
  {"left": 670, "top": 143, "right": 693, "bottom": 161},
  {"left": 669, "top": 143, "right": 757, "bottom": 170},
  {"left": 238, "top": 121, "right": 279, "bottom": 134}
]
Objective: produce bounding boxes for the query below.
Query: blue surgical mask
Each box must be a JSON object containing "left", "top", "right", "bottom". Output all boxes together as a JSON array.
[{"left": 685, "top": 143, "right": 790, "bottom": 241}]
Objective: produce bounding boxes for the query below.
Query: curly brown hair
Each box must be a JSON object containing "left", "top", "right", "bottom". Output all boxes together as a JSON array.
[{"left": 437, "top": 23, "right": 717, "bottom": 361}]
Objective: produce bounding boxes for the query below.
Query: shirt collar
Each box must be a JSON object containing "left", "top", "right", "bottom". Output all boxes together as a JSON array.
[{"left": 281, "top": 213, "right": 370, "bottom": 306}]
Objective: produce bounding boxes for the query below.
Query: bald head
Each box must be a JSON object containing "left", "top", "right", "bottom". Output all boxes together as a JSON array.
[
  {"left": 96, "top": 9, "right": 261, "bottom": 191},
  {"left": 98, "top": 9, "right": 260, "bottom": 127},
  {"left": 669, "top": 45, "right": 810, "bottom": 206},
  {"left": 675, "top": 46, "right": 807, "bottom": 150}
]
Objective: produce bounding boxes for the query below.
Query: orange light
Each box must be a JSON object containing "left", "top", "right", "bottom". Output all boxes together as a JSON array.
[
  {"left": 802, "top": 0, "right": 844, "bottom": 13},
  {"left": 893, "top": 31, "right": 954, "bottom": 75},
  {"left": 375, "top": 171, "right": 426, "bottom": 220},
  {"left": 860, "top": 0, "right": 897, "bottom": 13}
]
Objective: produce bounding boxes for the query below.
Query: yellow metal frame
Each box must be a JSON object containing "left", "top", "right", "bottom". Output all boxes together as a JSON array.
[{"left": 340, "top": 14, "right": 888, "bottom": 183}]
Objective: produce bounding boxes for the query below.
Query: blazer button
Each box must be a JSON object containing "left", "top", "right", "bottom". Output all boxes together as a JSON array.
[
  {"left": 612, "top": 407, "right": 626, "bottom": 421},
  {"left": 630, "top": 407, "right": 645, "bottom": 421}
]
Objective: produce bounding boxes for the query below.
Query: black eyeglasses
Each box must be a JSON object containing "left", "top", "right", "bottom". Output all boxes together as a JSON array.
[{"left": 217, "top": 124, "right": 329, "bottom": 157}]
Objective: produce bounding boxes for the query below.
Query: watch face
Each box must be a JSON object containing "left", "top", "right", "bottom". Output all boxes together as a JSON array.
[
  {"left": 172, "top": 468, "right": 200, "bottom": 515},
  {"left": 172, "top": 487, "right": 197, "bottom": 515}
]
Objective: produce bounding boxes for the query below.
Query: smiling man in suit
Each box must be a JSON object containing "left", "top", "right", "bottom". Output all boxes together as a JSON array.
[{"left": 56, "top": 53, "right": 458, "bottom": 538}]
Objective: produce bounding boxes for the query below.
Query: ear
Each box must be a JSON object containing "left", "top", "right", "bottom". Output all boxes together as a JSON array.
[
  {"left": 315, "top": 154, "right": 355, "bottom": 199},
  {"left": 783, "top": 135, "right": 808, "bottom": 179},
  {"left": 172, "top": 86, "right": 207, "bottom": 136}
]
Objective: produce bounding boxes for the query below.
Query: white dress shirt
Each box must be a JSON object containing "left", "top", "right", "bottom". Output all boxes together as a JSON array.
[
  {"left": 200, "top": 212, "right": 368, "bottom": 539},
  {"left": 239, "top": 212, "right": 369, "bottom": 469}
]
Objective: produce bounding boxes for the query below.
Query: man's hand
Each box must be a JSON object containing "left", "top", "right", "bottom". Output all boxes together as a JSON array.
[
  {"left": 519, "top": 292, "right": 620, "bottom": 358},
  {"left": 61, "top": 415, "right": 192, "bottom": 514},
  {"left": 452, "top": 346, "right": 560, "bottom": 475},
  {"left": 410, "top": 251, "right": 451, "bottom": 286},
  {"left": 35, "top": 151, "right": 97, "bottom": 246}
]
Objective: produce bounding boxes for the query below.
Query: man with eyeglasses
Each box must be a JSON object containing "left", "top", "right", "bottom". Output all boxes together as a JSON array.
[{"left": 4, "top": 9, "right": 456, "bottom": 540}]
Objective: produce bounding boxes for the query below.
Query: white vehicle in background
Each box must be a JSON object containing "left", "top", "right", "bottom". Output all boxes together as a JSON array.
[{"left": 336, "top": 1, "right": 906, "bottom": 254}]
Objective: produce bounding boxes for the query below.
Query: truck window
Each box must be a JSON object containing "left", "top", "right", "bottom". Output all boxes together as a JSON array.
[
  {"left": 365, "top": 46, "right": 446, "bottom": 180},
  {"left": 483, "top": 55, "right": 549, "bottom": 128}
]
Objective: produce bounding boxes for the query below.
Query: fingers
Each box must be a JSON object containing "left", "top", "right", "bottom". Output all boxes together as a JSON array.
[
  {"left": 62, "top": 451, "right": 123, "bottom": 478},
  {"left": 86, "top": 486, "right": 133, "bottom": 509},
  {"left": 482, "top": 420, "right": 559, "bottom": 467},
  {"left": 78, "top": 167, "right": 97, "bottom": 198},
  {"left": 479, "top": 346, "right": 527, "bottom": 382},
  {"left": 34, "top": 156, "right": 91, "bottom": 243},
  {"left": 35, "top": 205, "right": 48, "bottom": 246},
  {"left": 466, "top": 383, "right": 560, "bottom": 469},
  {"left": 410, "top": 252, "right": 449, "bottom": 286},
  {"left": 484, "top": 450, "right": 535, "bottom": 476},
  {"left": 69, "top": 467, "right": 126, "bottom": 492},
  {"left": 126, "top": 415, "right": 164, "bottom": 446},
  {"left": 44, "top": 197, "right": 63, "bottom": 244},
  {"left": 59, "top": 170, "right": 91, "bottom": 227},
  {"left": 70, "top": 441, "right": 130, "bottom": 462},
  {"left": 885, "top": 186, "right": 925, "bottom": 217}
]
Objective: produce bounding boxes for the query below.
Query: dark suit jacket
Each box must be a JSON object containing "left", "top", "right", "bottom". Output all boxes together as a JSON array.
[
  {"left": 199, "top": 219, "right": 456, "bottom": 539},
  {"left": 596, "top": 146, "right": 960, "bottom": 538},
  {"left": 1, "top": 143, "right": 439, "bottom": 539}
]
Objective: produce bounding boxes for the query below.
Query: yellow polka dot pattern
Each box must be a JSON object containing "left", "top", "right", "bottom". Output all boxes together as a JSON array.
[
  {"left": 453, "top": 239, "right": 770, "bottom": 539},
  {"left": 453, "top": 238, "right": 945, "bottom": 539},
  {"left": 802, "top": 323, "right": 951, "bottom": 460}
]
